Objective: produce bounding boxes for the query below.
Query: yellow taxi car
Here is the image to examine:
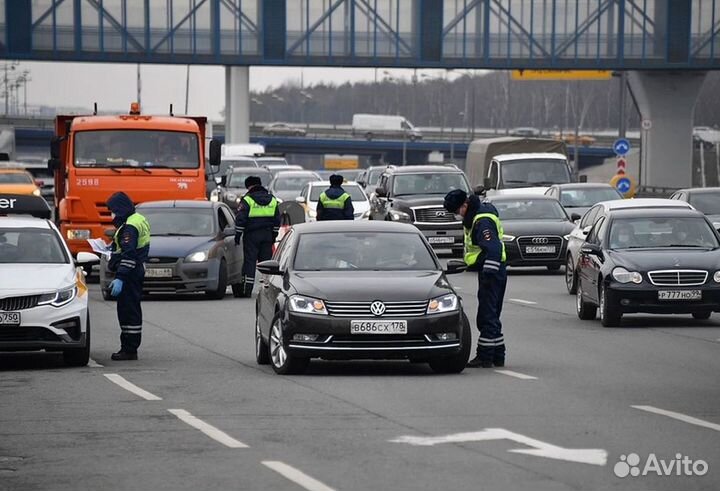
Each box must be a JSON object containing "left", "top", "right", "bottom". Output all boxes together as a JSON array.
[{"left": 0, "top": 168, "right": 42, "bottom": 197}]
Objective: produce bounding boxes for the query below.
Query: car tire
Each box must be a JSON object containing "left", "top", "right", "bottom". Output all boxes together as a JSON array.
[
  {"left": 269, "top": 313, "right": 308, "bottom": 375},
  {"left": 63, "top": 313, "right": 90, "bottom": 367},
  {"left": 231, "top": 283, "right": 244, "bottom": 298},
  {"left": 565, "top": 255, "right": 577, "bottom": 295},
  {"left": 547, "top": 264, "right": 561, "bottom": 272},
  {"left": 428, "top": 312, "right": 471, "bottom": 374},
  {"left": 576, "top": 283, "right": 597, "bottom": 320},
  {"left": 255, "top": 315, "right": 270, "bottom": 365},
  {"left": 692, "top": 311, "right": 712, "bottom": 320},
  {"left": 206, "top": 259, "right": 228, "bottom": 300},
  {"left": 599, "top": 282, "right": 622, "bottom": 327}
]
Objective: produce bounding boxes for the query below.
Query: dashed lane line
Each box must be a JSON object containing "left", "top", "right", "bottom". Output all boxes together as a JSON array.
[
  {"left": 632, "top": 405, "right": 720, "bottom": 432},
  {"left": 508, "top": 298, "right": 538, "bottom": 305},
  {"left": 168, "top": 409, "right": 248, "bottom": 448},
  {"left": 495, "top": 370, "right": 538, "bottom": 380},
  {"left": 103, "top": 373, "right": 162, "bottom": 401},
  {"left": 262, "top": 461, "right": 336, "bottom": 491}
]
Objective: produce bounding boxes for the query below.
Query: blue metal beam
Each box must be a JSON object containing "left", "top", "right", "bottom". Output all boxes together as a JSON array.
[{"left": 85, "top": 0, "right": 145, "bottom": 53}]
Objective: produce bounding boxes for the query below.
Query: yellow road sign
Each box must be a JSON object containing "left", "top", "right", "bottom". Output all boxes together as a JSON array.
[{"left": 511, "top": 70, "right": 613, "bottom": 81}]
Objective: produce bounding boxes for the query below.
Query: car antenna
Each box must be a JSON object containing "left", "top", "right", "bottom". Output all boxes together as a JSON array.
[
  {"left": 93, "top": 102, "right": 98, "bottom": 115},
  {"left": 169, "top": 104, "right": 174, "bottom": 116}
]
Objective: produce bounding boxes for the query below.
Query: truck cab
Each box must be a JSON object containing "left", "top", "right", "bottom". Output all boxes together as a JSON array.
[{"left": 485, "top": 152, "right": 572, "bottom": 195}]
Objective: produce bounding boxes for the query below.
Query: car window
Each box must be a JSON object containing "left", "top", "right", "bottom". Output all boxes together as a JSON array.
[
  {"left": 580, "top": 206, "right": 600, "bottom": 228},
  {"left": 689, "top": 192, "right": 720, "bottom": 215},
  {"left": 272, "top": 175, "right": 320, "bottom": 191},
  {"left": 494, "top": 199, "right": 568, "bottom": 220},
  {"left": 586, "top": 216, "right": 605, "bottom": 244},
  {"left": 227, "top": 170, "right": 271, "bottom": 187},
  {"left": 489, "top": 162, "right": 499, "bottom": 186},
  {"left": 217, "top": 208, "right": 229, "bottom": 230},
  {"left": 221, "top": 206, "right": 235, "bottom": 229},
  {"left": 309, "top": 184, "right": 367, "bottom": 202},
  {"left": 142, "top": 209, "right": 216, "bottom": 236},
  {"left": 391, "top": 173, "right": 470, "bottom": 197},
  {"left": 607, "top": 216, "right": 719, "bottom": 249},
  {"left": 0, "top": 228, "right": 68, "bottom": 264},
  {"left": 559, "top": 188, "right": 623, "bottom": 207},
  {"left": 0, "top": 172, "right": 34, "bottom": 184}
]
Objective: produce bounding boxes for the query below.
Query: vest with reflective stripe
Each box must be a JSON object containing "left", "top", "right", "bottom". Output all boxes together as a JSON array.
[
  {"left": 114, "top": 212, "right": 151, "bottom": 250},
  {"left": 463, "top": 212, "right": 506, "bottom": 266},
  {"left": 319, "top": 191, "right": 350, "bottom": 209},
  {"left": 243, "top": 195, "right": 278, "bottom": 217}
]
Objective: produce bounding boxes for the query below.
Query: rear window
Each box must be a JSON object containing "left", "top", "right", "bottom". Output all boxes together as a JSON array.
[
  {"left": 0, "top": 172, "right": 33, "bottom": 184},
  {"left": 0, "top": 228, "right": 68, "bottom": 264},
  {"left": 227, "top": 171, "right": 272, "bottom": 187},
  {"left": 690, "top": 192, "right": 720, "bottom": 215},
  {"left": 309, "top": 185, "right": 367, "bottom": 201},
  {"left": 494, "top": 199, "right": 569, "bottom": 220}
]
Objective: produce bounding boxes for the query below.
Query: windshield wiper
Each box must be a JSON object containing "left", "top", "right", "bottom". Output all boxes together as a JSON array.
[
  {"left": 154, "top": 233, "right": 196, "bottom": 237},
  {"left": 146, "top": 165, "right": 183, "bottom": 175},
  {"left": 665, "top": 244, "right": 710, "bottom": 248},
  {"left": 79, "top": 164, "right": 121, "bottom": 173},
  {"left": 503, "top": 180, "right": 530, "bottom": 184}
]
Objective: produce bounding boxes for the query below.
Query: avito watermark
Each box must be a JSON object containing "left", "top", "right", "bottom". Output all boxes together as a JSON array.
[{"left": 614, "top": 453, "right": 709, "bottom": 478}]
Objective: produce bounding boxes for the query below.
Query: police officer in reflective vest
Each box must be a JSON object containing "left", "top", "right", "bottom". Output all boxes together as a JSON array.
[
  {"left": 235, "top": 176, "right": 280, "bottom": 297},
  {"left": 106, "top": 192, "right": 150, "bottom": 361},
  {"left": 317, "top": 174, "right": 354, "bottom": 221},
  {"left": 443, "top": 189, "right": 507, "bottom": 368}
]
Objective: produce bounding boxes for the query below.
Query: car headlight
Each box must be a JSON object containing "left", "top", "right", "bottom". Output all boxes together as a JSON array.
[
  {"left": 185, "top": 251, "right": 208, "bottom": 262},
  {"left": 32, "top": 188, "right": 41, "bottom": 197},
  {"left": 390, "top": 210, "right": 412, "bottom": 222},
  {"left": 288, "top": 295, "right": 328, "bottom": 315},
  {"left": 225, "top": 192, "right": 238, "bottom": 202},
  {"left": 714, "top": 270, "right": 720, "bottom": 283},
  {"left": 209, "top": 192, "right": 219, "bottom": 202},
  {"left": 501, "top": 234, "right": 516, "bottom": 242},
  {"left": 38, "top": 285, "right": 78, "bottom": 307},
  {"left": 67, "top": 229, "right": 91, "bottom": 240},
  {"left": 427, "top": 294, "right": 459, "bottom": 314},
  {"left": 612, "top": 267, "right": 642, "bottom": 284}
]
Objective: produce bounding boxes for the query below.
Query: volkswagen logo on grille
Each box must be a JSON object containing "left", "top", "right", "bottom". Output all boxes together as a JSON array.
[
  {"left": 370, "top": 301, "right": 386, "bottom": 316},
  {"left": 531, "top": 237, "right": 549, "bottom": 244},
  {"left": 435, "top": 210, "right": 446, "bottom": 217}
]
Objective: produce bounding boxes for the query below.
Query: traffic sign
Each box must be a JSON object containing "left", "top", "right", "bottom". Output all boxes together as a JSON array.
[
  {"left": 616, "top": 157, "right": 627, "bottom": 172},
  {"left": 613, "top": 138, "right": 631, "bottom": 156},
  {"left": 610, "top": 173, "right": 636, "bottom": 198}
]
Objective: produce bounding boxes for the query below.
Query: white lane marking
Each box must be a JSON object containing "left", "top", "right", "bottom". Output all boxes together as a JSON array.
[
  {"left": 104, "top": 373, "right": 162, "bottom": 401},
  {"left": 262, "top": 461, "right": 336, "bottom": 491},
  {"left": 632, "top": 405, "right": 720, "bottom": 432},
  {"left": 495, "top": 369, "right": 538, "bottom": 380},
  {"left": 87, "top": 358, "right": 104, "bottom": 368},
  {"left": 508, "top": 298, "right": 537, "bottom": 305},
  {"left": 168, "top": 409, "right": 248, "bottom": 448},
  {"left": 391, "top": 428, "right": 606, "bottom": 466}
]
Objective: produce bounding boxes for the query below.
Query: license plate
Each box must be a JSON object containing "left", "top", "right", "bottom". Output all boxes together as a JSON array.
[
  {"left": 658, "top": 290, "right": 702, "bottom": 301},
  {"left": 0, "top": 312, "right": 21, "bottom": 326},
  {"left": 526, "top": 246, "right": 556, "bottom": 254},
  {"left": 428, "top": 237, "right": 454, "bottom": 244},
  {"left": 350, "top": 320, "right": 407, "bottom": 334},
  {"left": 145, "top": 267, "right": 173, "bottom": 278}
]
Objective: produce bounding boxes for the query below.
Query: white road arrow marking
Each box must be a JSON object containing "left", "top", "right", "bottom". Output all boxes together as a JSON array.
[{"left": 390, "top": 428, "right": 607, "bottom": 466}]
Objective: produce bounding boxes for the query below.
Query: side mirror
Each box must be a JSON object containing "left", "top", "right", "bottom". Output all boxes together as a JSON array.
[
  {"left": 483, "top": 177, "right": 493, "bottom": 190},
  {"left": 50, "top": 136, "right": 61, "bottom": 160},
  {"left": 578, "top": 174, "right": 588, "bottom": 183},
  {"left": 713, "top": 222, "right": 720, "bottom": 233},
  {"left": 357, "top": 180, "right": 366, "bottom": 187},
  {"left": 75, "top": 252, "right": 100, "bottom": 265},
  {"left": 444, "top": 259, "right": 467, "bottom": 275},
  {"left": 375, "top": 187, "right": 387, "bottom": 198},
  {"left": 295, "top": 196, "right": 306, "bottom": 204},
  {"left": 257, "top": 259, "right": 283, "bottom": 275},
  {"left": 48, "top": 158, "right": 60, "bottom": 172},
  {"left": 581, "top": 225, "right": 592, "bottom": 236},
  {"left": 208, "top": 139, "right": 222, "bottom": 168},
  {"left": 580, "top": 243, "right": 602, "bottom": 256},
  {"left": 571, "top": 213, "right": 581, "bottom": 222}
]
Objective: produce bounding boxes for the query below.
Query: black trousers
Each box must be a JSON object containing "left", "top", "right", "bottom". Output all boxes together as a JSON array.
[
  {"left": 117, "top": 267, "right": 144, "bottom": 353},
  {"left": 242, "top": 229, "right": 274, "bottom": 294},
  {"left": 476, "top": 265, "right": 508, "bottom": 363}
]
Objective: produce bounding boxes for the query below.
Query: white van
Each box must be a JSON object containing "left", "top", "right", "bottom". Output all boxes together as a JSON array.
[
  {"left": 221, "top": 143, "right": 265, "bottom": 157},
  {"left": 351, "top": 114, "right": 422, "bottom": 141}
]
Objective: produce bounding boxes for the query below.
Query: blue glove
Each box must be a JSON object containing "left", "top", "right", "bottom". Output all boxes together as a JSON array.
[{"left": 110, "top": 279, "right": 124, "bottom": 297}]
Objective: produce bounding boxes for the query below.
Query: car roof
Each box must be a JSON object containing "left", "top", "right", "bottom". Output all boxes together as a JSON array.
[
  {"left": 678, "top": 187, "right": 720, "bottom": 194},
  {"left": 137, "top": 200, "right": 216, "bottom": 209},
  {"left": 551, "top": 183, "right": 616, "bottom": 189},
  {"left": 489, "top": 194, "right": 559, "bottom": 201},
  {"left": 0, "top": 167, "right": 31, "bottom": 174},
  {"left": 385, "top": 165, "right": 464, "bottom": 174},
  {"left": 0, "top": 216, "right": 52, "bottom": 229},
  {"left": 608, "top": 208, "right": 707, "bottom": 219},
  {"left": 272, "top": 171, "right": 320, "bottom": 177},
  {"left": 308, "top": 181, "right": 361, "bottom": 187},
  {"left": 597, "top": 198, "right": 693, "bottom": 210},
  {"left": 228, "top": 166, "right": 270, "bottom": 173},
  {"left": 293, "top": 220, "right": 419, "bottom": 234},
  {"left": 494, "top": 152, "right": 567, "bottom": 162}
]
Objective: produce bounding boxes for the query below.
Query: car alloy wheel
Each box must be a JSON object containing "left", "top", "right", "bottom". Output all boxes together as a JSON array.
[
  {"left": 576, "top": 283, "right": 597, "bottom": 320},
  {"left": 565, "top": 255, "right": 577, "bottom": 294},
  {"left": 268, "top": 315, "right": 308, "bottom": 374}
]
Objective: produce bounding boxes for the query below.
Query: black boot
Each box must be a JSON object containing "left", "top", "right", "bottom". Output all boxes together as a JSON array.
[
  {"left": 467, "top": 356, "right": 493, "bottom": 368},
  {"left": 493, "top": 358, "right": 505, "bottom": 367},
  {"left": 111, "top": 351, "right": 138, "bottom": 361}
]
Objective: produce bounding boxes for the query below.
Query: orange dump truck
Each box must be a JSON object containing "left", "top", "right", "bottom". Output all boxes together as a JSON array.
[{"left": 49, "top": 103, "right": 221, "bottom": 256}]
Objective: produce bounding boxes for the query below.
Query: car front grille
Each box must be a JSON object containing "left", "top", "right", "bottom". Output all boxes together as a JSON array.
[
  {"left": 0, "top": 327, "right": 59, "bottom": 342},
  {"left": 146, "top": 257, "right": 179, "bottom": 264},
  {"left": 517, "top": 236, "right": 564, "bottom": 260},
  {"left": 95, "top": 202, "right": 112, "bottom": 220},
  {"left": 324, "top": 300, "right": 429, "bottom": 318},
  {"left": 0, "top": 295, "right": 40, "bottom": 311},
  {"left": 411, "top": 206, "right": 461, "bottom": 224},
  {"left": 648, "top": 270, "right": 708, "bottom": 286}
]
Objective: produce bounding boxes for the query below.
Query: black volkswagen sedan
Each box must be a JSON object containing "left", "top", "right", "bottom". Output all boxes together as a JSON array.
[
  {"left": 576, "top": 208, "right": 720, "bottom": 327},
  {"left": 254, "top": 221, "right": 471, "bottom": 374},
  {"left": 489, "top": 195, "right": 576, "bottom": 271}
]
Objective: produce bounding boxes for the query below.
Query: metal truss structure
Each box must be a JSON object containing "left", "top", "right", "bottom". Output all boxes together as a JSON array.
[{"left": 1, "top": 0, "right": 719, "bottom": 68}]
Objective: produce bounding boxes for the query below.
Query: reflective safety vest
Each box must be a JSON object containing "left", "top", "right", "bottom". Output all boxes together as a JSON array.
[
  {"left": 319, "top": 191, "right": 350, "bottom": 209},
  {"left": 463, "top": 212, "right": 506, "bottom": 266},
  {"left": 243, "top": 195, "right": 278, "bottom": 218},
  {"left": 114, "top": 212, "right": 151, "bottom": 250}
]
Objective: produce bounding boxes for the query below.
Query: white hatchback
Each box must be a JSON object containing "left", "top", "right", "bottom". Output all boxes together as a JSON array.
[
  {"left": 296, "top": 181, "right": 371, "bottom": 221},
  {"left": 0, "top": 216, "right": 97, "bottom": 366}
]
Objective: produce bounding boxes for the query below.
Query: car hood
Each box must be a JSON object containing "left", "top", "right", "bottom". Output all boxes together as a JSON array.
[
  {"left": 289, "top": 270, "right": 453, "bottom": 302},
  {"left": 0, "top": 264, "right": 75, "bottom": 296},
  {"left": 502, "top": 219, "right": 576, "bottom": 236},
  {"left": 489, "top": 187, "right": 550, "bottom": 196},
  {"left": 607, "top": 248, "right": 720, "bottom": 271},
  {"left": 148, "top": 235, "right": 215, "bottom": 257}
]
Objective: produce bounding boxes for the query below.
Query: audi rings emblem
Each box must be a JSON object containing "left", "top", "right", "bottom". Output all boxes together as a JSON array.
[
  {"left": 370, "top": 301, "right": 386, "bottom": 316},
  {"left": 435, "top": 210, "right": 446, "bottom": 217},
  {"left": 531, "top": 237, "right": 549, "bottom": 244}
]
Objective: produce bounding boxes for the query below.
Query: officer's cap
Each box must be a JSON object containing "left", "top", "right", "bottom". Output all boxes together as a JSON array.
[
  {"left": 244, "top": 176, "right": 262, "bottom": 189},
  {"left": 443, "top": 189, "right": 468, "bottom": 213},
  {"left": 329, "top": 174, "right": 343, "bottom": 186}
]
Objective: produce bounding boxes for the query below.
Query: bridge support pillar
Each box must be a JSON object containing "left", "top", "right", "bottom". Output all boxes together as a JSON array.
[
  {"left": 225, "top": 66, "right": 250, "bottom": 144},
  {"left": 627, "top": 71, "right": 707, "bottom": 189}
]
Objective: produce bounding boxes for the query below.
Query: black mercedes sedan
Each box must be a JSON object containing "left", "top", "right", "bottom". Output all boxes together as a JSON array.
[
  {"left": 576, "top": 208, "right": 720, "bottom": 327},
  {"left": 489, "top": 194, "right": 576, "bottom": 271},
  {"left": 254, "top": 221, "right": 471, "bottom": 375}
]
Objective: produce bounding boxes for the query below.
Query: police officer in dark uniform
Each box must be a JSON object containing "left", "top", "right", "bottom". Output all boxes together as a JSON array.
[
  {"left": 317, "top": 174, "right": 354, "bottom": 221},
  {"left": 107, "top": 191, "right": 150, "bottom": 361},
  {"left": 443, "top": 189, "right": 507, "bottom": 368},
  {"left": 235, "top": 176, "right": 280, "bottom": 297}
]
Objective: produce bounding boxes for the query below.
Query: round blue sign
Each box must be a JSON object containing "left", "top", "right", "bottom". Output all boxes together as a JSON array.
[
  {"left": 613, "top": 138, "right": 631, "bottom": 156},
  {"left": 616, "top": 177, "right": 632, "bottom": 193}
]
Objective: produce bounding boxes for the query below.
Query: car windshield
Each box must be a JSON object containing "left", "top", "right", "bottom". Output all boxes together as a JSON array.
[
  {"left": 0, "top": 228, "right": 68, "bottom": 263},
  {"left": 260, "top": 159, "right": 289, "bottom": 166},
  {"left": 367, "top": 168, "right": 386, "bottom": 185},
  {"left": 690, "top": 192, "right": 720, "bottom": 215},
  {"left": 501, "top": 160, "right": 571, "bottom": 187},
  {"left": 294, "top": 232, "right": 437, "bottom": 271},
  {"left": 392, "top": 173, "right": 470, "bottom": 196},
  {"left": 309, "top": 185, "right": 367, "bottom": 201},
  {"left": 227, "top": 171, "right": 271, "bottom": 187},
  {"left": 272, "top": 175, "right": 319, "bottom": 191},
  {"left": 75, "top": 130, "right": 200, "bottom": 169},
  {"left": 608, "top": 217, "right": 719, "bottom": 250},
  {"left": 494, "top": 199, "right": 569, "bottom": 220},
  {"left": 560, "top": 188, "right": 622, "bottom": 207},
  {"left": 0, "top": 172, "right": 33, "bottom": 184},
  {"left": 142, "top": 209, "right": 216, "bottom": 236}
]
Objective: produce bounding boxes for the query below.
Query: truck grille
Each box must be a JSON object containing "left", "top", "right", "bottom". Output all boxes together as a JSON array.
[
  {"left": 411, "top": 206, "right": 460, "bottom": 224},
  {"left": 517, "top": 236, "right": 563, "bottom": 260},
  {"left": 95, "top": 202, "right": 112, "bottom": 219},
  {"left": 0, "top": 295, "right": 40, "bottom": 311},
  {"left": 324, "top": 300, "right": 428, "bottom": 318},
  {"left": 648, "top": 270, "right": 708, "bottom": 286}
]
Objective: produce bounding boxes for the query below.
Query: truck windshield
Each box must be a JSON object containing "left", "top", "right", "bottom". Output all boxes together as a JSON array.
[
  {"left": 392, "top": 173, "right": 470, "bottom": 196},
  {"left": 74, "top": 130, "right": 200, "bottom": 169},
  {"left": 500, "top": 160, "right": 571, "bottom": 187}
]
